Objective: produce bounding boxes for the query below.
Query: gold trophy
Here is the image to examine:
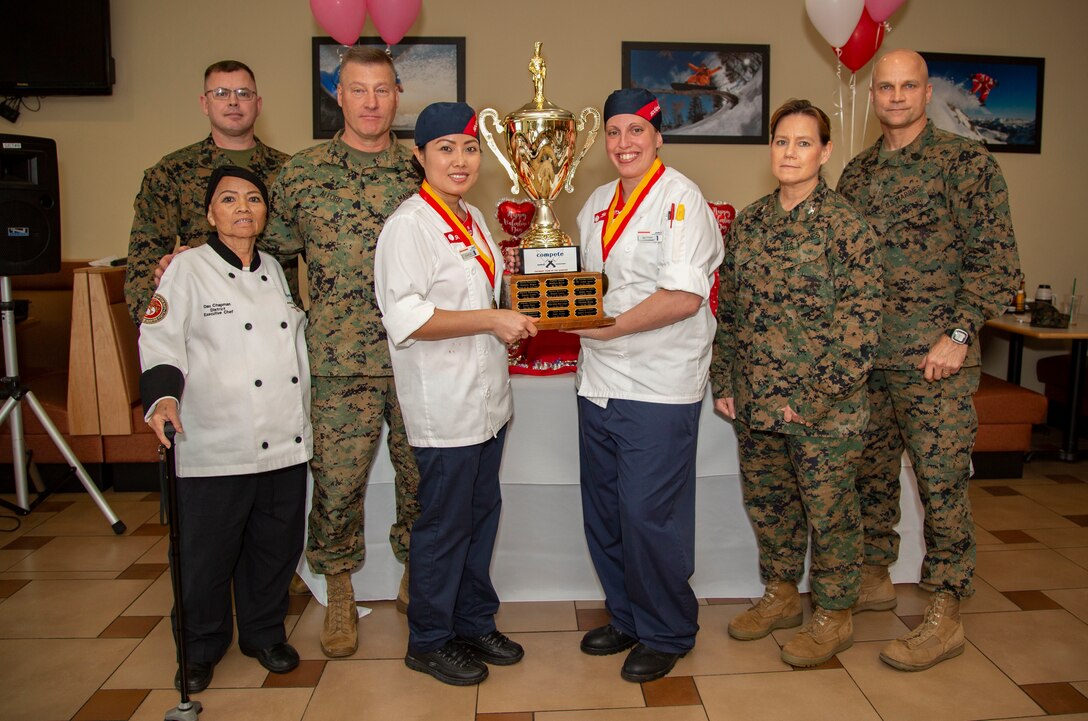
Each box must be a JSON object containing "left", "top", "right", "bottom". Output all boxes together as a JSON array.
[{"left": 479, "top": 42, "right": 614, "bottom": 330}]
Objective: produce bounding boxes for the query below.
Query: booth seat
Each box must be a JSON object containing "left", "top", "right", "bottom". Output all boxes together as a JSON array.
[{"left": 972, "top": 371, "right": 1047, "bottom": 478}]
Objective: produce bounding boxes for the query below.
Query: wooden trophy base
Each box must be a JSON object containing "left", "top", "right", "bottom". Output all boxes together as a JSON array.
[{"left": 505, "top": 271, "right": 615, "bottom": 331}]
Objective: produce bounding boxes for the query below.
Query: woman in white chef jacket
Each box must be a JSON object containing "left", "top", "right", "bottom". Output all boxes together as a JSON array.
[
  {"left": 566, "top": 88, "right": 724, "bottom": 684},
  {"left": 139, "top": 165, "right": 312, "bottom": 694},
  {"left": 375, "top": 102, "right": 538, "bottom": 687}
]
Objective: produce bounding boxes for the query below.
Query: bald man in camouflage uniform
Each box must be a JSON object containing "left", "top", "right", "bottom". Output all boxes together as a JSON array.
[
  {"left": 260, "top": 47, "right": 420, "bottom": 659},
  {"left": 713, "top": 100, "right": 882, "bottom": 667},
  {"left": 125, "top": 60, "right": 287, "bottom": 325},
  {"left": 838, "top": 50, "right": 1021, "bottom": 671}
]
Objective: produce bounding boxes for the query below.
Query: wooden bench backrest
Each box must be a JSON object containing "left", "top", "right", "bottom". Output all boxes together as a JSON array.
[{"left": 68, "top": 267, "right": 141, "bottom": 435}]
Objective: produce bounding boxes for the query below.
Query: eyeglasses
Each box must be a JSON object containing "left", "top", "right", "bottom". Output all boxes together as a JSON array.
[{"left": 204, "top": 87, "right": 257, "bottom": 102}]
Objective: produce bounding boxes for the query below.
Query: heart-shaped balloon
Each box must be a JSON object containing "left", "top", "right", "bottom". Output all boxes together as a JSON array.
[
  {"left": 707, "top": 201, "right": 736, "bottom": 239},
  {"left": 496, "top": 199, "right": 536, "bottom": 238}
]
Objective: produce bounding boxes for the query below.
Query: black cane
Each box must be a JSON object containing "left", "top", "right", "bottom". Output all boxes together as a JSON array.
[{"left": 161, "top": 422, "right": 202, "bottom": 720}]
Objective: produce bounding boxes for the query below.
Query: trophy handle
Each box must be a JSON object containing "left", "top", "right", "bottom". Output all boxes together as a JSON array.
[
  {"left": 565, "top": 107, "right": 601, "bottom": 194},
  {"left": 478, "top": 108, "right": 521, "bottom": 195}
]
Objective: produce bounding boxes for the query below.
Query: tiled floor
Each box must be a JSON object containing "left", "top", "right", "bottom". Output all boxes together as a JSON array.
[{"left": 2, "top": 459, "right": 1088, "bottom": 721}]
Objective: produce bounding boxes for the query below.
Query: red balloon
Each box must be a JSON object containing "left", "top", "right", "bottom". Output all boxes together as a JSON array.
[{"left": 837, "top": 8, "right": 886, "bottom": 73}]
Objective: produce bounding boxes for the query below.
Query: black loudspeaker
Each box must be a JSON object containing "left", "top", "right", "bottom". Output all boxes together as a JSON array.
[{"left": 0, "top": 134, "right": 60, "bottom": 276}]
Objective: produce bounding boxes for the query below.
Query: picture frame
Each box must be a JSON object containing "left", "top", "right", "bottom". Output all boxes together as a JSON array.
[
  {"left": 312, "top": 36, "right": 466, "bottom": 140},
  {"left": 919, "top": 51, "right": 1045, "bottom": 153},
  {"left": 621, "top": 41, "right": 770, "bottom": 144}
]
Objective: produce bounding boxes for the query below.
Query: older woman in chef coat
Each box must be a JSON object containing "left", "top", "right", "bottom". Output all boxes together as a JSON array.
[{"left": 139, "top": 165, "right": 312, "bottom": 694}]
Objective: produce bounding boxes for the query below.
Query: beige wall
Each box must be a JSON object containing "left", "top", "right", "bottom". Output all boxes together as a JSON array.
[{"left": 11, "top": 0, "right": 1086, "bottom": 386}]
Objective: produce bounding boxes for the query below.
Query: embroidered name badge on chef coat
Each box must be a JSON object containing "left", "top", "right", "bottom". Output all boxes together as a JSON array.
[{"left": 143, "top": 294, "right": 168, "bottom": 324}]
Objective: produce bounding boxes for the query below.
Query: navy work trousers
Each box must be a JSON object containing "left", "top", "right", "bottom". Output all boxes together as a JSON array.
[
  {"left": 578, "top": 397, "right": 700, "bottom": 654},
  {"left": 407, "top": 426, "right": 507, "bottom": 653}
]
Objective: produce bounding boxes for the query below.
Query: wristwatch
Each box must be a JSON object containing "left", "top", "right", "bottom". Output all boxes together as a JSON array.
[{"left": 946, "top": 328, "right": 970, "bottom": 345}]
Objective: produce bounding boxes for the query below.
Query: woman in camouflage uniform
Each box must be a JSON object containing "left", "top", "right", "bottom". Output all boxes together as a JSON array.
[{"left": 711, "top": 99, "right": 882, "bottom": 667}]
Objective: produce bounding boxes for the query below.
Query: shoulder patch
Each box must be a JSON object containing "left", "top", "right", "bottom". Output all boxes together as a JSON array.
[{"left": 143, "top": 294, "right": 169, "bottom": 324}]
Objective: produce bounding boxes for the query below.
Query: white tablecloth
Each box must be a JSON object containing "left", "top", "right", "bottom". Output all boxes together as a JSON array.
[{"left": 298, "top": 374, "right": 924, "bottom": 603}]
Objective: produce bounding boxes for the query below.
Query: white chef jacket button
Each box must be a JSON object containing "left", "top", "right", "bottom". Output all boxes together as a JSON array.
[
  {"left": 261, "top": 441, "right": 269, "bottom": 449},
  {"left": 244, "top": 322, "right": 253, "bottom": 330},
  {"left": 281, "top": 321, "right": 288, "bottom": 329},
  {"left": 291, "top": 376, "right": 299, "bottom": 384},
  {"left": 254, "top": 379, "right": 263, "bottom": 387},
  {"left": 295, "top": 436, "right": 302, "bottom": 443}
]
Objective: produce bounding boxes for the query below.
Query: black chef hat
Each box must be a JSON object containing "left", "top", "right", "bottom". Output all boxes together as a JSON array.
[{"left": 204, "top": 165, "right": 269, "bottom": 212}]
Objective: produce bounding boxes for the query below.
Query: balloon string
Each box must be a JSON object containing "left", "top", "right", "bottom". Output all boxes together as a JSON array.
[
  {"left": 835, "top": 51, "right": 847, "bottom": 168},
  {"left": 850, "top": 73, "right": 858, "bottom": 160},
  {"left": 861, "top": 62, "right": 872, "bottom": 148}
]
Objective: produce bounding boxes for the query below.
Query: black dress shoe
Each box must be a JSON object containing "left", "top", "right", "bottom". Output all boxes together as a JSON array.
[
  {"left": 405, "top": 639, "right": 489, "bottom": 686},
  {"left": 458, "top": 630, "right": 524, "bottom": 666},
  {"left": 580, "top": 624, "right": 638, "bottom": 656},
  {"left": 173, "top": 661, "right": 214, "bottom": 693},
  {"left": 241, "top": 642, "right": 300, "bottom": 674},
  {"left": 620, "top": 643, "right": 687, "bottom": 683}
]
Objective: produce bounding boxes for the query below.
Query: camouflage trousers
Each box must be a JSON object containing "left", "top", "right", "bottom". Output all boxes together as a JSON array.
[
  {"left": 857, "top": 367, "right": 979, "bottom": 598},
  {"left": 735, "top": 423, "right": 862, "bottom": 610},
  {"left": 305, "top": 375, "right": 421, "bottom": 575}
]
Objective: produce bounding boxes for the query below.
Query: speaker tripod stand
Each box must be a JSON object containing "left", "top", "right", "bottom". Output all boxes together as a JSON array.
[{"left": 0, "top": 276, "right": 125, "bottom": 533}]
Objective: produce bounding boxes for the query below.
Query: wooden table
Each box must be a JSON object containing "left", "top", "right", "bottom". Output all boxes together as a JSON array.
[{"left": 985, "top": 313, "right": 1088, "bottom": 460}]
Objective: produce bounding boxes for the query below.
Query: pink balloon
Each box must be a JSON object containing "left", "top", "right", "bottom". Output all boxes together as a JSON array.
[
  {"left": 368, "top": 0, "right": 421, "bottom": 45},
  {"left": 864, "top": 0, "right": 906, "bottom": 23},
  {"left": 310, "top": 0, "right": 367, "bottom": 46}
]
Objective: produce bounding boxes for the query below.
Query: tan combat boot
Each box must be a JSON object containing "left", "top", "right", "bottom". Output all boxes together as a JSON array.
[
  {"left": 728, "top": 581, "right": 803, "bottom": 640},
  {"left": 880, "top": 591, "right": 965, "bottom": 671},
  {"left": 288, "top": 572, "right": 311, "bottom": 596},
  {"left": 395, "top": 564, "right": 409, "bottom": 615},
  {"left": 853, "top": 564, "right": 897, "bottom": 613},
  {"left": 780, "top": 607, "right": 853, "bottom": 666},
  {"left": 321, "top": 572, "right": 358, "bottom": 658}
]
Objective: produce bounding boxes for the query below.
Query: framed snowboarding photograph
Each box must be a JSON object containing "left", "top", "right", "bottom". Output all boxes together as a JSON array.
[
  {"left": 312, "top": 36, "right": 466, "bottom": 140},
  {"left": 621, "top": 41, "right": 769, "bottom": 144},
  {"left": 920, "top": 51, "right": 1045, "bottom": 153}
]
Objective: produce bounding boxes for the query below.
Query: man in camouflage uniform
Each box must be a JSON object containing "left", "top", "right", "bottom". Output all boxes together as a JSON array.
[
  {"left": 837, "top": 50, "right": 1021, "bottom": 671},
  {"left": 125, "top": 60, "right": 288, "bottom": 325},
  {"left": 712, "top": 99, "right": 882, "bottom": 668},
  {"left": 260, "top": 46, "right": 421, "bottom": 659}
]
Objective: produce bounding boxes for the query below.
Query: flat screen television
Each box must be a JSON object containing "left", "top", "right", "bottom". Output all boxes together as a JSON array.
[{"left": 0, "top": 0, "right": 115, "bottom": 96}]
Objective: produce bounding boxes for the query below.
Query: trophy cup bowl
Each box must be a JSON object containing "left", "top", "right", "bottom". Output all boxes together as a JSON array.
[{"left": 479, "top": 42, "right": 613, "bottom": 331}]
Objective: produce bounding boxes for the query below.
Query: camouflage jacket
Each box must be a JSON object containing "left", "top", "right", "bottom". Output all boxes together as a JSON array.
[
  {"left": 259, "top": 131, "right": 419, "bottom": 377},
  {"left": 124, "top": 135, "right": 288, "bottom": 325},
  {"left": 711, "top": 179, "right": 883, "bottom": 437},
  {"left": 837, "top": 120, "right": 1021, "bottom": 370}
]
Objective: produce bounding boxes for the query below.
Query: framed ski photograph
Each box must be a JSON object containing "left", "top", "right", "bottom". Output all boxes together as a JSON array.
[
  {"left": 312, "top": 36, "right": 466, "bottom": 140},
  {"left": 621, "top": 41, "right": 770, "bottom": 144},
  {"left": 919, "top": 51, "right": 1045, "bottom": 153}
]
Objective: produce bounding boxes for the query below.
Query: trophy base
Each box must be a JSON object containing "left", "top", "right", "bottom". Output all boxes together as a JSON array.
[{"left": 504, "top": 271, "right": 615, "bottom": 331}]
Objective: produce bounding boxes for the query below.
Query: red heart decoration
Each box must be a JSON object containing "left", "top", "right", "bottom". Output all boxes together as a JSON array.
[
  {"left": 707, "top": 201, "right": 736, "bottom": 239},
  {"left": 496, "top": 199, "right": 536, "bottom": 238}
]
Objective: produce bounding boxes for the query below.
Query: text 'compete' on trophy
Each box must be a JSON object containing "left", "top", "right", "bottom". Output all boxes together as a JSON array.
[{"left": 479, "top": 42, "right": 614, "bottom": 330}]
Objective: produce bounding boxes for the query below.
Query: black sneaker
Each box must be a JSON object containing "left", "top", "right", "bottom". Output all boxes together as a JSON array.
[
  {"left": 458, "top": 630, "right": 525, "bottom": 666},
  {"left": 405, "top": 640, "right": 489, "bottom": 686}
]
